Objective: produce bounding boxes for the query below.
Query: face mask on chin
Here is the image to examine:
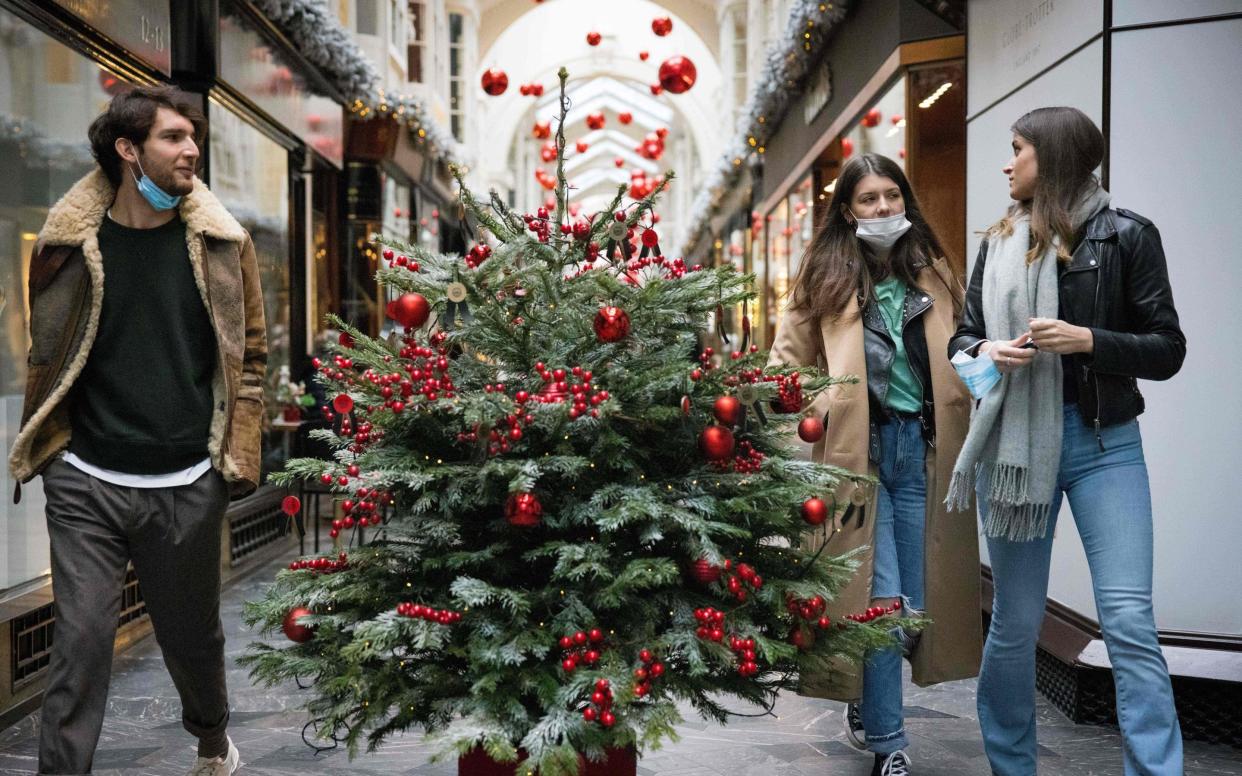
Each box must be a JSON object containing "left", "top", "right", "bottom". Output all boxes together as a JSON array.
[
  {"left": 851, "top": 210, "right": 912, "bottom": 250},
  {"left": 128, "top": 156, "right": 183, "bottom": 211}
]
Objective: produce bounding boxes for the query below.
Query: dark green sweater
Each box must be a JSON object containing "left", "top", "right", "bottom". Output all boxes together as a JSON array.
[{"left": 69, "top": 215, "right": 217, "bottom": 474}]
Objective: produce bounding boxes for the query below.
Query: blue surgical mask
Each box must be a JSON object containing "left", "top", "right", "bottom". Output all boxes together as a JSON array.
[{"left": 129, "top": 157, "right": 182, "bottom": 211}]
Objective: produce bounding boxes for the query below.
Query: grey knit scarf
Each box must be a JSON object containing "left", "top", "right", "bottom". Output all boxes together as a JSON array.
[{"left": 946, "top": 184, "right": 1112, "bottom": 541}]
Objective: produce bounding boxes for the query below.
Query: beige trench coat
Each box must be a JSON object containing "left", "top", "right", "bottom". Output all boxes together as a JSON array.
[{"left": 768, "top": 258, "right": 982, "bottom": 701}]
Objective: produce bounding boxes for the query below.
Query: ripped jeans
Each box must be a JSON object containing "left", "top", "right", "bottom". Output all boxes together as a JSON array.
[{"left": 861, "top": 415, "right": 926, "bottom": 755}]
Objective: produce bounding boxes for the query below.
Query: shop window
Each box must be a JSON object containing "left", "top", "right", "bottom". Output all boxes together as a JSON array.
[
  {"left": 208, "top": 105, "right": 292, "bottom": 476},
  {"left": 732, "top": 14, "right": 747, "bottom": 122},
  {"left": 389, "top": 0, "right": 403, "bottom": 52},
  {"left": 407, "top": 1, "right": 425, "bottom": 82},
  {"left": 0, "top": 9, "right": 118, "bottom": 592},
  {"left": 357, "top": 0, "right": 378, "bottom": 35},
  {"left": 448, "top": 13, "right": 465, "bottom": 143}
]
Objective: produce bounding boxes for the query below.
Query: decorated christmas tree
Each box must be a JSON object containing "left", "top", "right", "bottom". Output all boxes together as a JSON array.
[{"left": 243, "top": 70, "right": 900, "bottom": 775}]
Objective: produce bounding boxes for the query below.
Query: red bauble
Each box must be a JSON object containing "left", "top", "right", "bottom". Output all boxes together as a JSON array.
[
  {"left": 586, "top": 112, "right": 606, "bottom": 130},
  {"left": 281, "top": 496, "right": 301, "bottom": 516},
  {"left": 282, "top": 607, "right": 315, "bottom": 643},
  {"left": 841, "top": 136, "right": 854, "bottom": 158},
  {"left": 332, "top": 393, "right": 354, "bottom": 414},
  {"left": 862, "top": 108, "right": 882, "bottom": 128},
  {"left": 388, "top": 292, "right": 430, "bottom": 329},
  {"left": 532, "top": 121, "right": 552, "bottom": 139},
  {"left": 618, "top": 111, "right": 633, "bottom": 125},
  {"left": 790, "top": 625, "right": 815, "bottom": 651},
  {"left": 480, "top": 68, "right": 509, "bottom": 96},
  {"left": 797, "top": 416, "right": 825, "bottom": 443},
  {"left": 699, "top": 425, "right": 735, "bottom": 461},
  {"left": 586, "top": 31, "right": 602, "bottom": 46},
  {"left": 691, "top": 558, "right": 722, "bottom": 584},
  {"left": 713, "top": 396, "right": 743, "bottom": 426},
  {"left": 650, "top": 83, "right": 663, "bottom": 96},
  {"left": 639, "top": 50, "right": 650, "bottom": 61},
  {"left": 576, "top": 140, "right": 589, "bottom": 153},
  {"left": 801, "top": 497, "right": 829, "bottom": 526},
  {"left": 658, "top": 56, "right": 697, "bottom": 94},
  {"left": 652, "top": 16, "right": 673, "bottom": 36},
  {"left": 505, "top": 492, "right": 543, "bottom": 527},
  {"left": 593, "top": 306, "right": 631, "bottom": 343}
]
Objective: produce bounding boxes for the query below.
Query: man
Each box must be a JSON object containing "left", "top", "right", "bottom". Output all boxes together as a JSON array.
[{"left": 8, "top": 86, "right": 266, "bottom": 775}]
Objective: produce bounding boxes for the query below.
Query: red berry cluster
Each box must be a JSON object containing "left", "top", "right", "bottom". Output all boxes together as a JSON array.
[
  {"left": 632, "top": 648, "right": 665, "bottom": 697},
  {"left": 457, "top": 406, "right": 530, "bottom": 457},
  {"left": 465, "top": 243, "right": 492, "bottom": 269},
  {"left": 558, "top": 628, "right": 605, "bottom": 673},
  {"left": 518, "top": 82, "right": 545, "bottom": 97},
  {"left": 329, "top": 491, "right": 387, "bottom": 538},
  {"left": 689, "top": 347, "right": 720, "bottom": 382},
  {"left": 722, "top": 362, "right": 765, "bottom": 389},
  {"left": 581, "top": 678, "right": 616, "bottom": 727},
  {"left": 319, "top": 461, "right": 363, "bottom": 488},
  {"left": 768, "top": 372, "right": 802, "bottom": 413},
  {"left": 728, "top": 635, "right": 760, "bottom": 677},
  {"left": 722, "top": 559, "right": 763, "bottom": 601},
  {"left": 395, "top": 602, "right": 462, "bottom": 625},
  {"left": 533, "top": 363, "right": 608, "bottom": 419},
  {"left": 693, "top": 607, "right": 726, "bottom": 641},
  {"left": 787, "top": 594, "right": 831, "bottom": 630},
  {"left": 381, "top": 248, "right": 421, "bottom": 272},
  {"left": 622, "top": 254, "right": 701, "bottom": 282},
  {"left": 523, "top": 207, "right": 553, "bottom": 242},
  {"left": 288, "top": 551, "right": 348, "bottom": 574},
  {"left": 845, "top": 601, "right": 902, "bottom": 623},
  {"left": 713, "top": 439, "right": 764, "bottom": 474}
]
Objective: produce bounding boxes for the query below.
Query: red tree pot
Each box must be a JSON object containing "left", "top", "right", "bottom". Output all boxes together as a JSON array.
[{"left": 459, "top": 745, "right": 636, "bottom": 775}]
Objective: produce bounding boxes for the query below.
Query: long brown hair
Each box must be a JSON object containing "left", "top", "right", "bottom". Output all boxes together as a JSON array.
[
  {"left": 789, "top": 153, "right": 947, "bottom": 320},
  {"left": 989, "top": 107, "right": 1105, "bottom": 263}
]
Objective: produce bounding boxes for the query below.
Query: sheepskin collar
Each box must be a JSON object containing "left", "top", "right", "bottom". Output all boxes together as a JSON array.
[{"left": 38, "top": 167, "right": 247, "bottom": 247}]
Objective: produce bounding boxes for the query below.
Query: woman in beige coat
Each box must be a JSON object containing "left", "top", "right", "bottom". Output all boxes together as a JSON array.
[{"left": 768, "top": 153, "right": 980, "bottom": 776}]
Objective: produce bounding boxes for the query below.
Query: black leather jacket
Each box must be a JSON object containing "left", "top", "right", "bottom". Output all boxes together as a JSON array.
[
  {"left": 949, "top": 207, "right": 1186, "bottom": 442},
  {"left": 863, "top": 286, "right": 935, "bottom": 462}
]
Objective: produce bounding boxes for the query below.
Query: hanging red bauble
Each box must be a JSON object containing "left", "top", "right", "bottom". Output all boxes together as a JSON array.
[
  {"left": 641, "top": 228, "right": 659, "bottom": 248},
  {"left": 388, "top": 292, "right": 430, "bottom": 329},
  {"left": 480, "top": 68, "right": 509, "bottom": 96},
  {"left": 576, "top": 140, "right": 589, "bottom": 153},
  {"left": 658, "top": 56, "right": 697, "bottom": 94},
  {"left": 614, "top": 157, "right": 625, "bottom": 167},
  {"left": 532, "top": 120, "right": 552, "bottom": 140},
  {"left": 332, "top": 393, "right": 354, "bottom": 414},
  {"left": 281, "top": 496, "right": 301, "bottom": 516},
  {"left": 540, "top": 146, "right": 557, "bottom": 163},
  {"left": 593, "top": 306, "right": 631, "bottom": 343},
  {"left": 699, "top": 425, "right": 735, "bottom": 461},
  {"left": 338, "top": 331, "right": 355, "bottom": 348},
  {"left": 841, "top": 137, "right": 854, "bottom": 158},
  {"left": 680, "top": 395, "right": 692, "bottom": 416},
  {"left": 586, "top": 31, "right": 602, "bottom": 46},
  {"left": 797, "top": 416, "right": 825, "bottom": 443},
  {"left": 690, "top": 558, "right": 722, "bottom": 584},
  {"left": 862, "top": 108, "right": 882, "bottom": 128},
  {"left": 898, "top": 148, "right": 907, "bottom": 159},
  {"left": 639, "top": 50, "right": 649, "bottom": 61},
  {"left": 505, "top": 492, "right": 543, "bottom": 527},
  {"left": 801, "top": 497, "right": 829, "bottom": 526},
  {"left": 713, "top": 396, "right": 743, "bottom": 426},
  {"left": 282, "top": 607, "right": 315, "bottom": 643},
  {"left": 652, "top": 16, "right": 673, "bottom": 36},
  {"left": 586, "top": 112, "right": 606, "bottom": 130},
  {"left": 790, "top": 625, "right": 815, "bottom": 651},
  {"left": 618, "top": 111, "right": 633, "bottom": 125},
  {"left": 650, "top": 83, "right": 663, "bottom": 96}
]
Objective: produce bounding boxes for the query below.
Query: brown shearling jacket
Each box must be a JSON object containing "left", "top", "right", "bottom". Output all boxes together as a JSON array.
[{"left": 8, "top": 168, "right": 267, "bottom": 500}]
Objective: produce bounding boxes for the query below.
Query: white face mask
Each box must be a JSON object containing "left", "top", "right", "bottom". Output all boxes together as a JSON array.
[{"left": 851, "top": 211, "right": 912, "bottom": 249}]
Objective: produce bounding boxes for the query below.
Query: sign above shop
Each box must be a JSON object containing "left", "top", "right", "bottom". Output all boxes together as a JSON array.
[
  {"left": 967, "top": 0, "right": 1101, "bottom": 119},
  {"left": 53, "top": 0, "right": 172, "bottom": 76},
  {"left": 803, "top": 62, "right": 834, "bottom": 126}
]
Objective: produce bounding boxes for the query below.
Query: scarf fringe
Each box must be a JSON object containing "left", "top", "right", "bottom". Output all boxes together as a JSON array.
[
  {"left": 946, "top": 462, "right": 1053, "bottom": 541},
  {"left": 945, "top": 467, "right": 978, "bottom": 512},
  {"left": 982, "top": 499, "right": 1052, "bottom": 542}
]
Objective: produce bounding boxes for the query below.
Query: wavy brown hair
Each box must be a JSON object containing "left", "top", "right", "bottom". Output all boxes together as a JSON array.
[
  {"left": 989, "top": 106, "right": 1105, "bottom": 263},
  {"left": 789, "top": 153, "right": 948, "bottom": 320}
]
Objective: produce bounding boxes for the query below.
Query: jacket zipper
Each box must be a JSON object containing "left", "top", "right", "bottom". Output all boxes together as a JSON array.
[
  {"left": 1088, "top": 241, "right": 1105, "bottom": 451},
  {"left": 901, "top": 293, "right": 935, "bottom": 448}
]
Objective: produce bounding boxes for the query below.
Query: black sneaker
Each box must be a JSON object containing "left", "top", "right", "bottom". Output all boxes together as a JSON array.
[
  {"left": 870, "top": 750, "right": 912, "bottom": 776},
  {"left": 844, "top": 702, "right": 866, "bottom": 750}
]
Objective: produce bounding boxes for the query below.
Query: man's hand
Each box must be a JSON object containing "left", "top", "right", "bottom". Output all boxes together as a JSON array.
[{"left": 1029, "top": 317, "right": 1094, "bottom": 354}]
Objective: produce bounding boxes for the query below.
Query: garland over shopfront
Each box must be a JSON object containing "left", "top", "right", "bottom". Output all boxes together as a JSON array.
[
  {"left": 250, "top": 0, "right": 458, "bottom": 165},
  {"left": 678, "top": 0, "right": 849, "bottom": 255}
]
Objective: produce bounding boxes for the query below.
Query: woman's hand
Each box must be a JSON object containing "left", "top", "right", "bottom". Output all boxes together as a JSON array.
[
  {"left": 979, "top": 333, "right": 1037, "bottom": 373},
  {"left": 1029, "top": 317, "right": 1094, "bottom": 354}
]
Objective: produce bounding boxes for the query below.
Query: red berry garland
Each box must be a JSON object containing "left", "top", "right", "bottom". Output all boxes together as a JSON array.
[
  {"left": 288, "top": 552, "right": 349, "bottom": 574},
  {"left": 582, "top": 678, "right": 615, "bottom": 726}
]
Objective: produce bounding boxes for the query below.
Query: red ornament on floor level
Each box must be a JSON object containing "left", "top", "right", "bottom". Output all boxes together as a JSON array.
[
  {"left": 505, "top": 492, "right": 543, "bottom": 527},
  {"left": 658, "top": 56, "right": 697, "bottom": 94},
  {"left": 801, "top": 497, "right": 828, "bottom": 526},
  {"left": 652, "top": 16, "right": 673, "bottom": 36},
  {"left": 713, "top": 395, "right": 743, "bottom": 426},
  {"left": 480, "top": 68, "right": 508, "bottom": 96},
  {"left": 282, "top": 607, "right": 315, "bottom": 643},
  {"left": 797, "top": 416, "right": 825, "bottom": 443},
  {"left": 593, "top": 306, "right": 631, "bottom": 342},
  {"left": 388, "top": 292, "right": 430, "bottom": 329},
  {"left": 699, "top": 425, "right": 735, "bottom": 461}
]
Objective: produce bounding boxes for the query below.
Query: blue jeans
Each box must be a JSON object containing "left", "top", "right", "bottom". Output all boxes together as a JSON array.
[
  {"left": 861, "top": 416, "right": 926, "bottom": 755},
  {"left": 977, "top": 405, "right": 1182, "bottom": 775}
]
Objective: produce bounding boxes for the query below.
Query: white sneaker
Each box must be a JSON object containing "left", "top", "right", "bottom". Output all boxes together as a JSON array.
[
  {"left": 187, "top": 737, "right": 240, "bottom": 776},
  {"left": 878, "top": 750, "right": 912, "bottom": 776},
  {"left": 844, "top": 702, "right": 867, "bottom": 750}
]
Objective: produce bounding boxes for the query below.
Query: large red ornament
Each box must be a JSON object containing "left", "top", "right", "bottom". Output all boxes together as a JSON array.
[
  {"left": 593, "top": 306, "right": 631, "bottom": 343},
  {"left": 281, "top": 496, "right": 301, "bottom": 516},
  {"left": 332, "top": 393, "right": 354, "bottom": 414},
  {"left": 282, "top": 607, "right": 315, "bottom": 643},
  {"left": 505, "top": 492, "right": 543, "bottom": 527},
  {"left": 586, "top": 31, "right": 602, "bottom": 46},
  {"left": 798, "top": 416, "right": 825, "bottom": 443},
  {"left": 801, "top": 497, "right": 829, "bottom": 526},
  {"left": 658, "top": 56, "right": 697, "bottom": 94},
  {"left": 652, "top": 16, "right": 673, "bottom": 36},
  {"left": 699, "top": 425, "right": 735, "bottom": 461},
  {"left": 690, "top": 558, "right": 722, "bottom": 583},
  {"left": 862, "top": 108, "right": 882, "bottom": 128},
  {"left": 480, "top": 68, "right": 509, "bottom": 96},
  {"left": 713, "top": 396, "right": 743, "bottom": 426},
  {"left": 388, "top": 292, "right": 430, "bottom": 329}
]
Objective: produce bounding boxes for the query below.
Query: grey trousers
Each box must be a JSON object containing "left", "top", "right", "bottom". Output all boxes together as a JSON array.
[{"left": 38, "top": 458, "right": 231, "bottom": 775}]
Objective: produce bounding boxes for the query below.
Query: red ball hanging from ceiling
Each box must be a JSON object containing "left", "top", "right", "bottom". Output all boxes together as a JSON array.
[
  {"left": 586, "top": 31, "right": 602, "bottom": 46},
  {"left": 480, "top": 68, "right": 508, "bottom": 96},
  {"left": 652, "top": 16, "right": 673, "bottom": 36},
  {"left": 658, "top": 56, "right": 697, "bottom": 94}
]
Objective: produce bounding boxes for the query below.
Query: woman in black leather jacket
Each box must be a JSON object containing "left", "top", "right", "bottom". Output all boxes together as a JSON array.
[{"left": 949, "top": 106, "right": 1185, "bottom": 776}]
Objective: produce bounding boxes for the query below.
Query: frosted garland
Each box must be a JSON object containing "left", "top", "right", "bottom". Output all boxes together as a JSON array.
[
  {"left": 677, "top": 0, "right": 849, "bottom": 255},
  {"left": 0, "top": 115, "right": 94, "bottom": 170},
  {"left": 249, "top": 0, "right": 458, "bottom": 164}
]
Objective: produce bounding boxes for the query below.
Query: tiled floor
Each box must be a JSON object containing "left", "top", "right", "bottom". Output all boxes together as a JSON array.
[{"left": 0, "top": 550, "right": 1238, "bottom": 776}]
